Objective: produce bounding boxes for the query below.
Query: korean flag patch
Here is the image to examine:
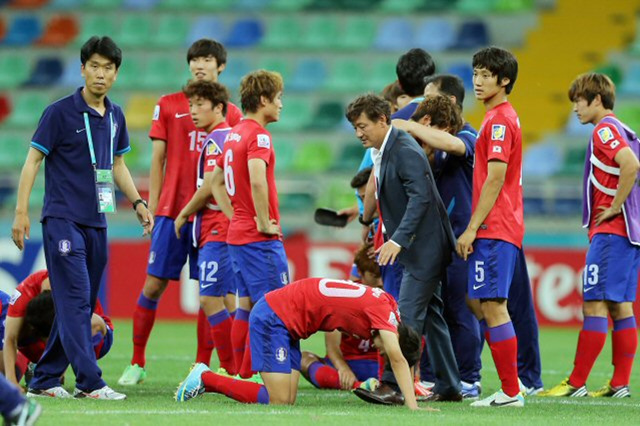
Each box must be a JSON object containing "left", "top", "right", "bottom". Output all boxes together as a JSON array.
[
  {"left": 257, "top": 134, "right": 271, "bottom": 149},
  {"left": 493, "top": 146, "right": 502, "bottom": 153},
  {"left": 491, "top": 124, "right": 506, "bottom": 141},
  {"left": 597, "top": 126, "right": 614, "bottom": 143}
]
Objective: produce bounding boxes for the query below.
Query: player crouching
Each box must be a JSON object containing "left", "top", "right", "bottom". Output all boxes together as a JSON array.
[{"left": 176, "top": 277, "right": 432, "bottom": 411}]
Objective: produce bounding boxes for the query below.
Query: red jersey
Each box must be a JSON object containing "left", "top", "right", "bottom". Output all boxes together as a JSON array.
[
  {"left": 196, "top": 123, "right": 232, "bottom": 247},
  {"left": 473, "top": 101, "right": 524, "bottom": 248},
  {"left": 588, "top": 115, "right": 629, "bottom": 240},
  {"left": 149, "top": 91, "right": 242, "bottom": 219},
  {"left": 339, "top": 335, "right": 378, "bottom": 361},
  {"left": 8, "top": 270, "right": 49, "bottom": 318},
  {"left": 265, "top": 278, "right": 400, "bottom": 341},
  {"left": 216, "top": 119, "right": 281, "bottom": 245}
]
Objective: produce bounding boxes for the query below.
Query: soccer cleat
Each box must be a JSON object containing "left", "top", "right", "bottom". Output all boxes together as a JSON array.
[
  {"left": 117, "top": 364, "right": 147, "bottom": 386},
  {"left": 175, "top": 363, "right": 210, "bottom": 402},
  {"left": 518, "top": 379, "right": 543, "bottom": 396},
  {"left": 358, "top": 378, "right": 380, "bottom": 392},
  {"left": 538, "top": 378, "right": 587, "bottom": 397},
  {"left": 5, "top": 399, "right": 42, "bottom": 426},
  {"left": 418, "top": 380, "right": 435, "bottom": 391},
  {"left": 470, "top": 389, "right": 524, "bottom": 407},
  {"left": 414, "top": 380, "right": 433, "bottom": 397},
  {"left": 26, "top": 386, "right": 71, "bottom": 399},
  {"left": 73, "top": 386, "right": 126, "bottom": 400},
  {"left": 588, "top": 381, "right": 631, "bottom": 398},
  {"left": 461, "top": 381, "right": 481, "bottom": 399},
  {"left": 216, "top": 368, "right": 233, "bottom": 378}
]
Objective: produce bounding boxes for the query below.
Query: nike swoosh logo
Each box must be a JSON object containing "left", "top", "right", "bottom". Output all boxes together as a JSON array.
[
  {"left": 583, "top": 286, "right": 596, "bottom": 292},
  {"left": 473, "top": 284, "right": 485, "bottom": 290},
  {"left": 175, "top": 113, "right": 190, "bottom": 118},
  {"left": 200, "top": 283, "right": 214, "bottom": 289},
  {"left": 489, "top": 399, "right": 519, "bottom": 407},
  {"left": 76, "top": 128, "right": 86, "bottom": 133}
]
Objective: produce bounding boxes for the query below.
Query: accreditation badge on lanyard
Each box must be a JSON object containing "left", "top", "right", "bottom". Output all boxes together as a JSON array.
[{"left": 84, "top": 112, "right": 116, "bottom": 213}]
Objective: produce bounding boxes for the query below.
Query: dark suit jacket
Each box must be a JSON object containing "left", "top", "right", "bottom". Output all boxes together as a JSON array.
[{"left": 377, "top": 127, "right": 457, "bottom": 281}]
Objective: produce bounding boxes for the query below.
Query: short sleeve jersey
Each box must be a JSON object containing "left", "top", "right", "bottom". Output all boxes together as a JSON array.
[
  {"left": 473, "top": 102, "right": 524, "bottom": 248},
  {"left": 339, "top": 335, "right": 378, "bottom": 361},
  {"left": 149, "top": 91, "right": 242, "bottom": 219},
  {"left": 588, "top": 115, "right": 630, "bottom": 240},
  {"left": 265, "top": 278, "right": 400, "bottom": 341},
  {"left": 216, "top": 119, "right": 281, "bottom": 245},
  {"left": 30, "top": 88, "right": 130, "bottom": 228},
  {"left": 197, "top": 123, "right": 232, "bottom": 247},
  {"left": 8, "top": 270, "right": 49, "bottom": 318}
]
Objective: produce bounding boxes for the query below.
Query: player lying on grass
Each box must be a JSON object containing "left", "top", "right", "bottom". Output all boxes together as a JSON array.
[
  {"left": 300, "top": 244, "right": 383, "bottom": 390},
  {"left": 2, "top": 270, "right": 113, "bottom": 393},
  {"left": 176, "top": 277, "right": 430, "bottom": 410}
]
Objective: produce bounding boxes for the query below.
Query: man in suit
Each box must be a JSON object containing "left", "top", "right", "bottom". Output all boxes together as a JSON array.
[{"left": 346, "top": 94, "right": 462, "bottom": 404}]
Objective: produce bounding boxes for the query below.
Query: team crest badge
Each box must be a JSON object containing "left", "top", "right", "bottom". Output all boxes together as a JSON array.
[
  {"left": 58, "top": 239, "right": 71, "bottom": 256},
  {"left": 206, "top": 142, "right": 219, "bottom": 156},
  {"left": 152, "top": 105, "right": 160, "bottom": 121},
  {"left": 275, "top": 347, "right": 288, "bottom": 363},
  {"left": 491, "top": 124, "right": 506, "bottom": 141},
  {"left": 597, "top": 127, "right": 614, "bottom": 143}
]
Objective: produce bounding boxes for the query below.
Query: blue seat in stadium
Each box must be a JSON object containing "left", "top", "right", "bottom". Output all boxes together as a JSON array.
[
  {"left": 2, "top": 16, "right": 42, "bottom": 46},
  {"left": 620, "top": 61, "right": 640, "bottom": 96},
  {"left": 289, "top": 58, "right": 327, "bottom": 92},
  {"left": 218, "top": 57, "right": 252, "bottom": 91},
  {"left": 60, "top": 58, "right": 83, "bottom": 88},
  {"left": 123, "top": 0, "right": 159, "bottom": 9},
  {"left": 24, "top": 57, "right": 64, "bottom": 87},
  {"left": 234, "top": 0, "right": 271, "bottom": 10},
  {"left": 522, "top": 142, "right": 563, "bottom": 178},
  {"left": 374, "top": 18, "right": 414, "bottom": 51},
  {"left": 187, "top": 17, "right": 226, "bottom": 46},
  {"left": 452, "top": 20, "right": 489, "bottom": 50},
  {"left": 414, "top": 18, "right": 456, "bottom": 52},
  {"left": 565, "top": 113, "right": 593, "bottom": 137},
  {"left": 446, "top": 62, "right": 473, "bottom": 89},
  {"left": 224, "top": 18, "right": 264, "bottom": 48}
]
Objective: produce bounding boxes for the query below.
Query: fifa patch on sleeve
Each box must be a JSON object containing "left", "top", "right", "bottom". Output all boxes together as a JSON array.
[
  {"left": 9, "top": 290, "right": 21, "bottom": 305},
  {"left": 493, "top": 146, "right": 502, "bottom": 153},
  {"left": 597, "top": 126, "right": 615, "bottom": 143},
  {"left": 206, "top": 141, "right": 220, "bottom": 156},
  {"left": 388, "top": 312, "right": 399, "bottom": 327},
  {"left": 152, "top": 105, "right": 160, "bottom": 121},
  {"left": 491, "top": 124, "right": 506, "bottom": 141},
  {"left": 257, "top": 134, "right": 271, "bottom": 149}
]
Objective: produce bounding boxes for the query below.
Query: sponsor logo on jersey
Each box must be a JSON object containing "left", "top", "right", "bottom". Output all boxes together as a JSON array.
[
  {"left": 257, "top": 134, "right": 271, "bottom": 149},
  {"left": 9, "top": 290, "right": 22, "bottom": 305},
  {"left": 149, "top": 251, "right": 156, "bottom": 264},
  {"left": 152, "top": 105, "right": 160, "bottom": 121},
  {"left": 275, "top": 347, "right": 288, "bottom": 363},
  {"left": 597, "top": 126, "right": 614, "bottom": 143},
  {"left": 174, "top": 113, "right": 190, "bottom": 119},
  {"left": 491, "top": 124, "right": 506, "bottom": 141},
  {"left": 493, "top": 145, "right": 502, "bottom": 153},
  {"left": 58, "top": 240, "right": 71, "bottom": 256}
]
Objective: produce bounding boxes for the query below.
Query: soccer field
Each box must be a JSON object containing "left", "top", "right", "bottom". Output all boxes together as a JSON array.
[{"left": 29, "top": 321, "right": 639, "bottom": 425}]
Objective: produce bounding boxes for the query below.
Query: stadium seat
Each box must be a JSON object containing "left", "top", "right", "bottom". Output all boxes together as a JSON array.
[
  {"left": 256, "top": 57, "right": 291, "bottom": 81},
  {"left": 125, "top": 95, "right": 157, "bottom": 131},
  {"left": 269, "top": 0, "right": 311, "bottom": 10},
  {"left": 324, "top": 58, "right": 368, "bottom": 93},
  {"left": 420, "top": 0, "right": 456, "bottom": 11},
  {"left": 414, "top": 18, "right": 456, "bottom": 52},
  {"left": 0, "top": 132, "right": 28, "bottom": 169},
  {"left": 379, "top": 0, "right": 423, "bottom": 13},
  {"left": 73, "top": 14, "right": 115, "bottom": 47},
  {"left": 59, "top": 58, "right": 83, "bottom": 89},
  {"left": 37, "top": 15, "right": 79, "bottom": 46},
  {"left": 368, "top": 58, "right": 397, "bottom": 91},
  {"left": 616, "top": 103, "right": 640, "bottom": 131},
  {"left": 87, "top": 0, "right": 124, "bottom": 8},
  {"left": 196, "top": 0, "right": 234, "bottom": 11},
  {"left": 0, "top": 53, "right": 31, "bottom": 88},
  {"left": 317, "top": 179, "right": 357, "bottom": 211},
  {"left": 308, "top": 101, "right": 344, "bottom": 130},
  {"left": 456, "top": 0, "right": 495, "bottom": 13},
  {"left": 273, "top": 137, "right": 296, "bottom": 173},
  {"left": 300, "top": 16, "right": 339, "bottom": 50},
  {"left": 292, "top": 140, "right": 334, "bottom": 173},
  {"left": 5, "top": 92, "right": 50, "bottom": 128},
  {"left": 151, "top": 15, "right": 189, "bottom": 48},
  {"left": 224, "top": 18, "right": 264, "bottom": 48},
  {"left": 557, "top": 145, "right": 586, "bottom": 177},
  {"left": 187, "top": 17, "right": 226, "bottom": 46},
  {"left": 218, "top": 57, "right": 252, "bottom": 91},
  {"left": 289, "top": 58, "right": 327, "bottom": 92},
  {"left": 260, "top": 16, "right": 302, "bottom": 50},
  {"left": 494, "top": 0, "right": 532, "bottom": 12},
  {"left": 114, "top": 57, "right": 144, "bottom": 89},
  {"left": 141, "top": 55, "right": 179, "bottom": 91},
  {"left": 48, "top": 0, "right": 84, "bottom": 8},
  {"left": 1, "top": 15, "right": 42, "bottom": 46},
  {"left": 234, "top": 0, "right": 271, "bottom": 10},
  {"left": 7, "top": 0, "right": 48, "bottom": 7},
  {"left": 24, "top": 57, "right": 64, "bottom": 87},
  {"left": 279, "top": 192, "right": 315, "bottom": 212},
  {"left": 564, "top": 113, "right": 593, "bottom": 137},
  {"left": 272, "top": 98, "right": 312, "bottom": 131},
  {"left": 452, "top": 20, "right": 490, "bottom": 50},
  {"left": 341, "top": 16, "right": 376, "bottom": 50},
  {"left": 594, "top": 63, "right": 622, "bottom": 86},
  {"left": 331, "top": 142, "right": 366, "bottom": 172},
  {"left": 374, "top": 18, "right": 414, "bottom": 51},
  {"left": 157, "top": 0, "right": 188, "bottom": 9},
  {"left": 522, "top": 142, "right": 563, "bottom": 178},
  {"left": 117, "top": 14, "right": 152, "bottom": 48},
  {"left": 620, "top": 62, "right": 640, "bottom": 96},
  {"left": 123, "top": 0, "right": 159, "bottom": 9},
  {"left": 0, "top": 94, "right": 10, "bottom": 124},
  {"left": 446, "top": 62, "right": 474, "bottom": 89},
  {"left": 125, "top": 135, "right": 152, "bottom": 173}
]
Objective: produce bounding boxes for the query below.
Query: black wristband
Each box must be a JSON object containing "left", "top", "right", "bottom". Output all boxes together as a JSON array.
[
  {"left": 132, "top": 198, "right": 148, "bottom": 211},
  {"left": 358, "top": 214, "right": 373, "bottom": 226}
]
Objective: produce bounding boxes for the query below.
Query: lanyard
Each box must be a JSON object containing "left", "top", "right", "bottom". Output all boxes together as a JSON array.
[{"left": 83, "top": 111, "right": 114, "bottom": 169}]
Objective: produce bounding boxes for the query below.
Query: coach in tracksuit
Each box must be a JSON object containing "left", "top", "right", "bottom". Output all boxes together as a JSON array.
[{"left": 11, "top": 36, "right": 153, "bottom": 399}]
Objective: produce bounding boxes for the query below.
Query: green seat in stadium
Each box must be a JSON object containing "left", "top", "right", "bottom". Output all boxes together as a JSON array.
[
  {"left": 379, "top": 0, "right": 423, "bottom": 13},
  {"left": 5, "top": 92, "right": 50, "bottom": 129},
  {"left": 271, "top": 98, "right": 312, "bottom": 131},
  {"left": 118, "top": 14, "right": 152, "bottom": 48},
  {"left": 557, "top": 146, "right": 585, "bottom": 177},
  {"left": 292, "top": 140, "right": 333, "bottom": 173},
  {"left": 325, "top": 58, "right": 368, "bottom": 92},
  {"left": 494, "top": 0, "right": 532, "bottom": 12},
  {"left": 274, "top": 137, "right": 296, "bottom": 173},
  {"left": 318, "top": 180, "right": 358, "bottom": 211},
  {"left": 260, "top": 16, "right": 302, "bottom": 50},
  {"left": 279, "top": 192, "right": 315, "bottom": 212},
  {"left": 331, "top": 142, "right": 367, "bottom": 172},
  {"left": 594, "top": 63, "right": 622, "bottom": 86},
  {"left": 269, "top": 0, "right": 312, "bottom": 11},
  {"left": 196, "top": 0, "right": 234, "bottom": 11},
  {"left": 73, "top": 14, "right": 116, "bottom": 47},
  {"left": 456, "top": 0, "right": 496, "bottom": 13},
  {"left": 115, "top": 57, "right": 144, "bottom": 90},
  {"left": 308, "top": 101, "right": 345, "bottom": 130},
  {"left": 257, "top": 57, "right": 292, "bottom": 81},
  {"left": 341, "top": 17, "right": 376, "bottom": 50},
  {"left": 616, "top": 103, "right": 640, "bottom": 130},
  {"left": 0, "top": 54, "right": 31, "bottom": 89},
  {"left": 141, "top": 56, "right": 179, "bottom": 91},
  {"left": 369, "top": 59, "right": 398, "bottom": 92},
  {"left": 300, "top": 16, "right": 339, "bottom": 50},
  {"left": 0, "top": 133, "right": 28, "bottom": 169},
  {"left": 151, "top": 15, "right": 189, "bottom": 49},
  {"left": 420, "top": 0, "right": 456, "bottom": 11},
  {"left": 87, "top": 0, "right": 124, "bottom": 8},
  {"left": 157, "top": 0, "right": 189, "bottom": 9},
  {"left": 126, "top": 135, "right": 152, "bottom": 173}
]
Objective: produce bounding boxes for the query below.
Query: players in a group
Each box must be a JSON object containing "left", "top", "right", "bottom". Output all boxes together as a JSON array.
[
  {"left": 211, "top": 70, "right": 289, "bottom": 379},
  {"left": 119, "top": 39, "right": 243, "bottom": 385},
  {"left": 175, "top": 277, "right": 428, "bottom": 411},
  {"left": 542, "top": 73, "right": 640, "bottom": 398},
  {"left": 173, "top": 80, "right": 236, "bottom": 375}
]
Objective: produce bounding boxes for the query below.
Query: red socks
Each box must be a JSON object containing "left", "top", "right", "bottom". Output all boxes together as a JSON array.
[
  {"left": 131, "top": 293, "right": 159, "bottom": 367},
  {"left": 238, "top": 334, "right": 255, "bottom": 379},
  {"left": 488, "top": 322, "right": 519, "bottom": 397},
  {"left": 231, "top": 308, "right": 250, "bottom": 374},
  {"left": 611, "top": 316, "right": 637, "bottom": 387},
  {"left": 208, "top": 310, "right": 236, "bottom": 375},
  {"left": 202, "top": 371, "right": 270, "bottom": 404},
  {"left": 569, "top": 316, "right": 608, "bottom": 387},
  {"left": 196, "top": 309, "right": 214, "bottom": 365},
  {"left": 307, "top": 362, "right": 361, "bottom": 390}
]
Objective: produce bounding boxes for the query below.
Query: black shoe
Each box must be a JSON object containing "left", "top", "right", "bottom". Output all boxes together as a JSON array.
[
  {"left": 423, "top": 391, "right": 463, "bottom": 402},
  {"left": 353, "top": 382, "right": 404, "bottom": 406}
]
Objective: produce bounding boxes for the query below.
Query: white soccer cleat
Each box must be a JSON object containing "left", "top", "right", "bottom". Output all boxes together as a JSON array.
[
  {"left": 519, "top": 378, "right": 543, "bottom": 396},
  {"left": 470, "top": 389, "right": 524, "bottom": 407},
  {"left": 26, "top": 386, "right": 72, "bottom": 399},
  {"left": 73, "top": 386, "right": 127, "bottom": 400},
  {"left": 175, "top": 363, "right": 210, "bottom": 402}
]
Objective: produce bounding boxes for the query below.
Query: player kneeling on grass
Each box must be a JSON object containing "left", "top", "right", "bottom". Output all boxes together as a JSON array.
[
  {"left": 176, "top": 277, "right": 432, "bottom": 411},
  {"left": 300, "top": 244, "right": 383, "bottom": 391}
]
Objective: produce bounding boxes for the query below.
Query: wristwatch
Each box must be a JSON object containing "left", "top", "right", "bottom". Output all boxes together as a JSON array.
[{"left": 132, "top": 198, "right": 148, "bottom": 211}]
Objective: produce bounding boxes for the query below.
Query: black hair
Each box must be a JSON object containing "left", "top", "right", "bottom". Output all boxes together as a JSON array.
[
  {"left": 24, "top": 290, "right": 55, "bottom": 340},
  {"left": 424, "top": 74, "right": 466, "bottom": 111},
  {"left": 183, "top": 80, "right": 230, "bottom": 116},
  {"left": 398, "top": 322, "right": 421, "bottom": 367},
  {"left": 346, "top": 93, "right": 392, "bottom": 125},
  {"left": 350, "top": 167, "right": 372, "bottom": 189},
  {"left": 396, "top": 48, "right": 435, "bottom": 97},
  {"left": 80, "top": 36, "right": 122, "bottom": 69},
  {"left": 472, "top": 46, "right": 518, "bottom": 95},
  {"left": 187, "top": 38, "right": 227, "bottom": 67}
]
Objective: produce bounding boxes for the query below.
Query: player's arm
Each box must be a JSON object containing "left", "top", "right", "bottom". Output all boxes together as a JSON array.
[
  {"left": 457, "top": 160, "right": 507, "bottom": 260},
  {"left": 378, "top": 330, "right": 418, "bottom": 410},
  {"left": 595, "top": 147, "right": 640, "bottom": 225},
  {"left": 392, "top": 119, "right": 466, "bottom": 156},
  {"left": 113, "top": 155, "right": 154, "bottom": 236},
  {"left": 3, "top": 316, "right": 25, "bottom": 386},
  {"left": 248, "top": 158, "right": 280, "bottom": 236},
  {"left": 325, "top": 331, "right": 357, "bottom": 390},
  {"left": 362, "top": 170, "right": 377, "bottom": 222},
  {"left": 148, "top": 139, "right": 167, "bottom": 216},
  {"left": 12, "top": 148, "right": 45, "bottom": 251},
  {"left": 174, "top": 172, "right": 215, "bottom": 238},
  {"left": 211, "top": 166, "right": 234, "bottom": 220}
]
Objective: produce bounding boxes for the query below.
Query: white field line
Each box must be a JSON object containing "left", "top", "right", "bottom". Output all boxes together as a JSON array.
[{"left": 57, "top": 409, "right": 352, "bottom": 416}]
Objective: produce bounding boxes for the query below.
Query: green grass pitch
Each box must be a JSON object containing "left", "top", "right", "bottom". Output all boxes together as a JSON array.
[{"left": 29, "top": 321, "right": 640, "bottom": 425}]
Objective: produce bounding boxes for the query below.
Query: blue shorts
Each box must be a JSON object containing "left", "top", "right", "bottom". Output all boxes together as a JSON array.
[
  {"left": 93, "top": 327, "right": 113, "bottom": 359},
  {"left": 228, "top": 241, "right": 289, "bottom": 303},
  {"left": 198, "top": 242, "right": 235, "bottom": 297},
  {"left": 468, "top": 239, "right": 519, "bottom": 300},
  {"left": 323, "top": 357, "right": 379, "bottom": 381},
  {"left": 583, "top": 234, "right": 640, "bottom": 302},
  {"left": 381, "top": 262, "right": 403, "bottom": 301},
  {"left": 0, "top": 290, "right": 9, "bottom": 350},
  {"left": 249, "top": 298, "right": 301, "bottom": 373},
  {"left": 147, "top": 216, "right": 199, "bottom": 280}
]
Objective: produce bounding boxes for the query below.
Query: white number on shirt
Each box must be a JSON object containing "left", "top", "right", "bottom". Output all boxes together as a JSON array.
[
  {"left": 224, "top": 149, "right": 236, "bottom": 196},
  {"left": 188, "top": 130, "right": 207, "bottom": 152},
  {"left": 474, "top": 261, "right": 485, "bottom": 283},
  {"left": 200, "top": 261, "right": 219, "bottom": 283},
  {"left": 358, "top": 339, "right": 372, "bottom": 352},
  {"left": 318, "top": 279, "right": 367, "bottom": 298},
  {"left": 585, "top": 264, "right": 599, "bottom": 285}
]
